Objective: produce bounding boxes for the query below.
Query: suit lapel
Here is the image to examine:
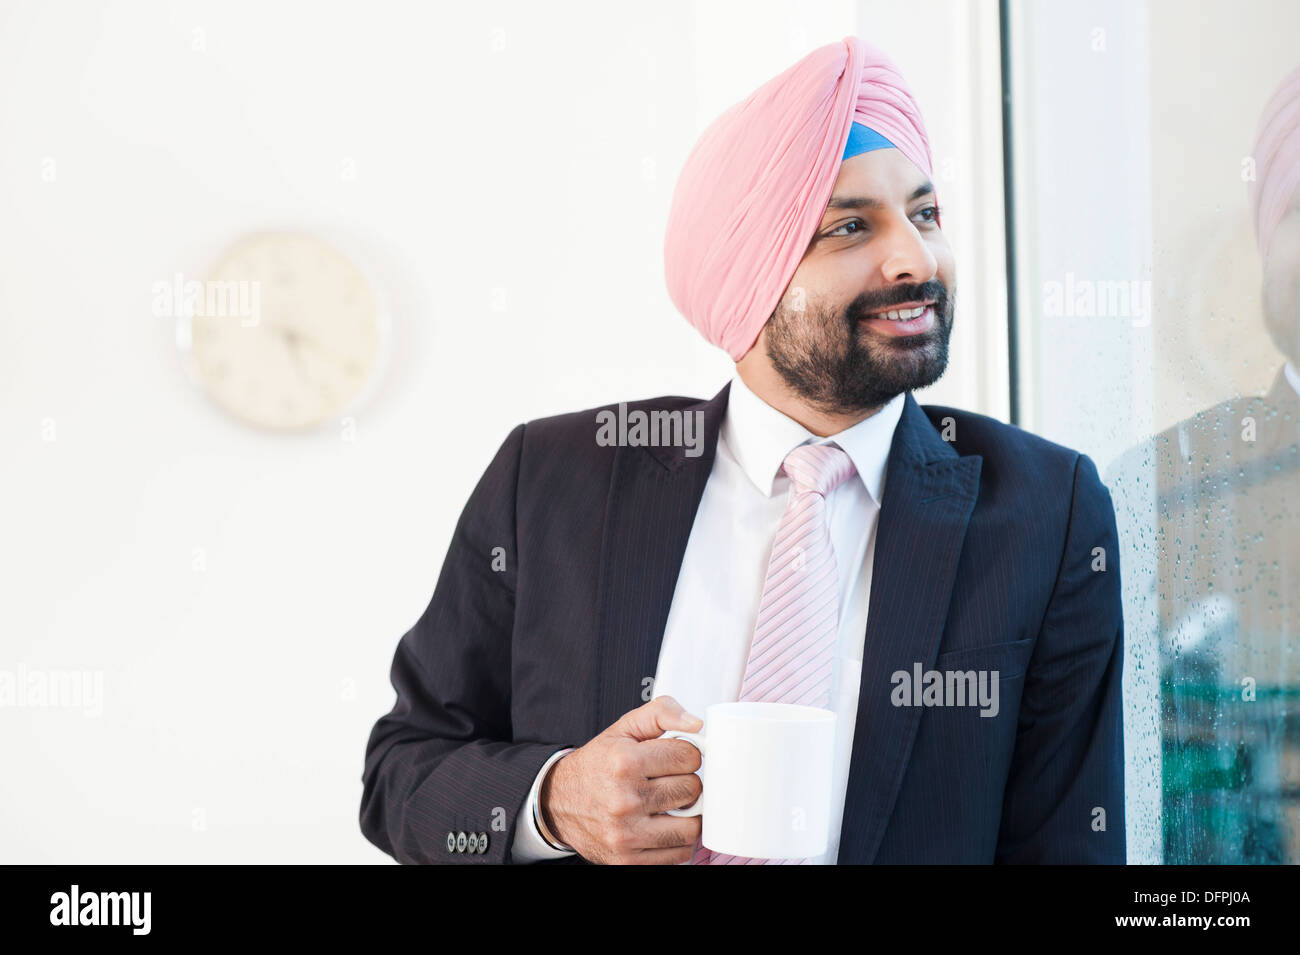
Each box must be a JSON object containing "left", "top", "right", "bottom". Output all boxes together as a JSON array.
[
  {"left": 592, "top": 382, "right": 730, "bottom": 731},
  {"left": 837, "top": 393, "right": 983, "bottom": 863}
]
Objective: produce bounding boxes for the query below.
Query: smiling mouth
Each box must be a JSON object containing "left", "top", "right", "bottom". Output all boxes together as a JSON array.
[
  {"left": 862, "top": 300, "right": 937, "bottom": 321},
  {"left": 858, "top": 303, "right": 937, "bottom": 337}
]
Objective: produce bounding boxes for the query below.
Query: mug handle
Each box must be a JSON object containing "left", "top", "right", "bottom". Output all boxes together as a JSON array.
[{"left": 661, "top": 730, "right": 706, "bottom": 817}]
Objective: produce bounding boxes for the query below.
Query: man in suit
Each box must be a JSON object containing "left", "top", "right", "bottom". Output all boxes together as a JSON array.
[{"left": 359, "top": 35, "right": 1126, "bottom": 864}]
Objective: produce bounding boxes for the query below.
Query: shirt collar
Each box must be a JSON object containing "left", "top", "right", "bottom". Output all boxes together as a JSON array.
[
  {"left": 722, "top": 372, "right": 907, "bottom": 506},
  {"left": 1285, "top": 360, "right": 1300, "bottom": 402}
]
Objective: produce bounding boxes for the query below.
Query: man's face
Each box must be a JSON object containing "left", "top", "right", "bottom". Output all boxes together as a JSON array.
[
  {"left": 758, "top": 147, "right": 957, "bottom": 415},
  {"left": 1262, "top": 194, "right": 1300, "bottom": 366}
]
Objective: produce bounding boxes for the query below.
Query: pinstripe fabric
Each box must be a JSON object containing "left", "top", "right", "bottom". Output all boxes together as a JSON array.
[{"left": 695, "top": 443, "right": 856, "bottom": 865}]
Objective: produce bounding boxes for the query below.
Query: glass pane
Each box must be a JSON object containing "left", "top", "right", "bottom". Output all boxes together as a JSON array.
[{"left": 1009, "top": 0, "right": 1300, "bottom": 863}]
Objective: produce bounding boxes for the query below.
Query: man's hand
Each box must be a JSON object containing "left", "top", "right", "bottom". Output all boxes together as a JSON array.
[{"left": 539, "top": 695, "right": 705, "bottom": 864}]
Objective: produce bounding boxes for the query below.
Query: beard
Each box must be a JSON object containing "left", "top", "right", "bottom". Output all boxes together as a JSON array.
[
  {"left": 1260, "top": 225, "right": 1299, "bottom": 367},
  {"left": 763, "top": 278, "right": 954, "bottom": 415}
]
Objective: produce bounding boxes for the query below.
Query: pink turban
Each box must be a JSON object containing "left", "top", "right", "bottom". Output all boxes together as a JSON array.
[
  {"left": 1250, "top": 64, "right": 1300, "bottom": 261},
  {"left": 664, "top": 36, "right": 936, "bottom": 360}
]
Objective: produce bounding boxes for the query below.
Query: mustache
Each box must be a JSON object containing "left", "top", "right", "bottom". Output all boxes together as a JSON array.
[{"left": 847, "top": 280, "right": 948, "bottom": 319}]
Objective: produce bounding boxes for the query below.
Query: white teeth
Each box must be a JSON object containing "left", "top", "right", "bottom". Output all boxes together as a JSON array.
[{"left": 872, "top": 305, "right": 928, "bottom": 321}]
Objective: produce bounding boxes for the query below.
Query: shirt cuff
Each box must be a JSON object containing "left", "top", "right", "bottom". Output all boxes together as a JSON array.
[{"left": 509, "top": 747, "right": 578, "bottom": 862}]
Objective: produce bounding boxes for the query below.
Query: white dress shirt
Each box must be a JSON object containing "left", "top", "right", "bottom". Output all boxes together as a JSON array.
[{"left": 512, "top": 372, "right": 907, "bottom": 863}]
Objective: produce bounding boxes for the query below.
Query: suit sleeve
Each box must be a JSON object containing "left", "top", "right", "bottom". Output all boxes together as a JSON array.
[
  {"left": 359, "top": 422, "right": 571, "bottom": 864},
  {"left": 995, "top": 452, "right": 1127, "bottom": 863}
]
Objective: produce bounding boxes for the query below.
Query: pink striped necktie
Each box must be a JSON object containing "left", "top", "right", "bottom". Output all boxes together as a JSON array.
[{"left": 693, "top": 442, "right": 856, "bottom": 865}]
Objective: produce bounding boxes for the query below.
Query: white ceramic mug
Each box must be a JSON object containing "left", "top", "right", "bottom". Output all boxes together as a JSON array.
[{"left": 662, "top": 701, "right": 836, "bottom": 859}]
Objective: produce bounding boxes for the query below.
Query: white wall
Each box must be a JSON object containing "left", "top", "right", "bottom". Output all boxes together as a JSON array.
[{"left": 0, "top": 0, "right": 1005, "bottom": 861}]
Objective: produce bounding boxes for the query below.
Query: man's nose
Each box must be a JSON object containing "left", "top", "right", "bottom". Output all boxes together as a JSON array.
[{"left": 878, "top": 214, "right": 938, "bottom": 284}]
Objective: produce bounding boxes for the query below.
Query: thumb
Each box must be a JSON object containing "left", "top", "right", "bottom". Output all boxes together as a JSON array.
[{"left": 613, "top": 695, "right": 704, "bottom": 741}]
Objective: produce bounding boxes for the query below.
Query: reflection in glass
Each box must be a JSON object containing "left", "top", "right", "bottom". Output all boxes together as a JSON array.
[{"left": 1113, "top": 64, "right": 1300, "bottom": 863}]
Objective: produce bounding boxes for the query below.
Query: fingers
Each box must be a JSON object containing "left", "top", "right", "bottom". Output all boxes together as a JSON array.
[
  {"left": 610, "top": 695, "right": 703, "bottom": 742},
  {"left": 638, "top": 737, "right": 703, "bottom": 778},
  {"left": 624, "top": 846, "right": 700, "bottom": 866},
  {"left": 573, "top": 697, "right": 708, "bottom": 864},
  {"left": 612, "top": 816, "right": 701, "bottom": 865},
  {"left": 637, "top": 770, "right": 703, "bottom": 815}
]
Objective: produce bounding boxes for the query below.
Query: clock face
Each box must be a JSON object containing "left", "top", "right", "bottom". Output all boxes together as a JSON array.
[{"left": 183, "top": 233, "right": 384, "bottom": 431}]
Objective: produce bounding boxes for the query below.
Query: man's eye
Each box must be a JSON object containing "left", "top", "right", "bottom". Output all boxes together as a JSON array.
[{"left": 826, "top": 219, "right": 865, "bottom": 237}]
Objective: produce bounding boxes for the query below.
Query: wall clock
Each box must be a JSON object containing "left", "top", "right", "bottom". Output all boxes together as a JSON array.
[{"left": 176, "top": 232, "right": 387, "bottom": 431}]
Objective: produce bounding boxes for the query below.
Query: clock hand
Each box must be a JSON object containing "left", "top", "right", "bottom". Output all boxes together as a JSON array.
[
  {"left": 279, "top": 329, "right": 314, "bottom": 381},
  {"left": 279, "top": 328, "right": 340, "bottom": 404},
  {"left": 274, "top": 323, "right": 363, "bottom": 378}
]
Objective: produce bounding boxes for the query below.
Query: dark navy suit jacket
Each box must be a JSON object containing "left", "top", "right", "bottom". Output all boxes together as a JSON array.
[{"left": 360, "top": 382, "right": 1127, "bottom": 864}]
